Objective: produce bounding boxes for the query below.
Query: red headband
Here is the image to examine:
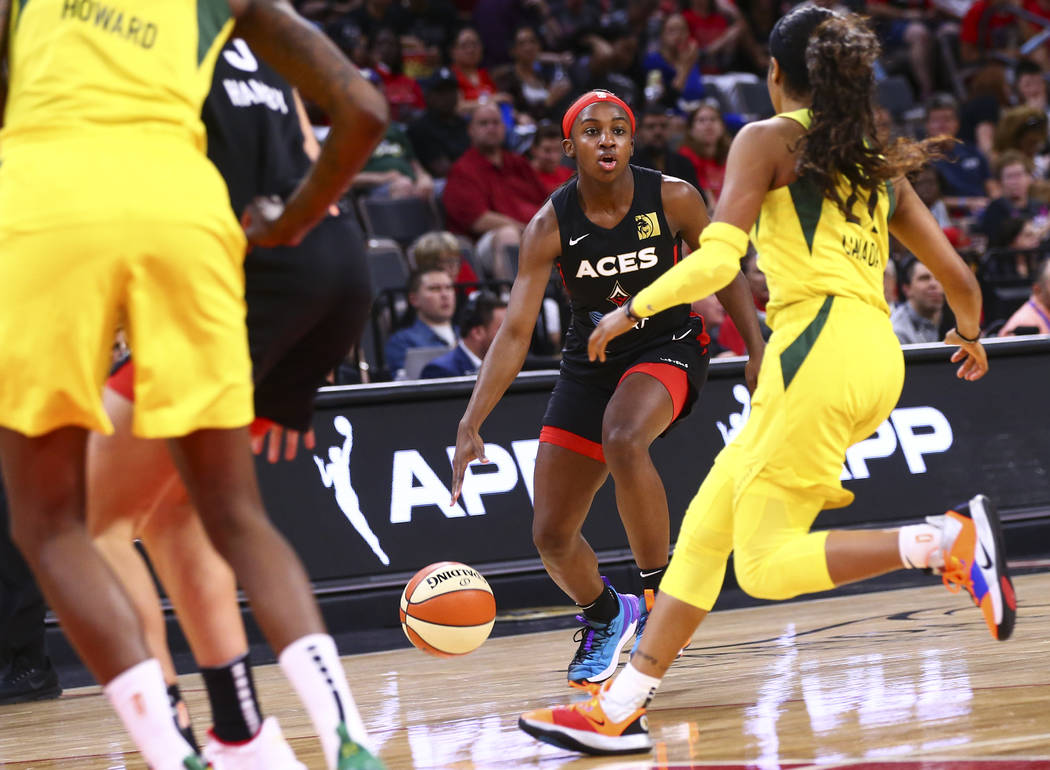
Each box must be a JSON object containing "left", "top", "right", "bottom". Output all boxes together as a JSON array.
[{"left": 561, "top": 90, "right": 636, "bottom": 139}]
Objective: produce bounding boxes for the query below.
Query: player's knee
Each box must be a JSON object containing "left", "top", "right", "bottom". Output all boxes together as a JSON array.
[
  {"left": 532, "top": 514, "right": 571, "bottom": 559},
  {"left": 733, "top": 552, "right": 798, "bottom": 601},
  {"left": 601, "top": 423, "right": 647, "bottom": 469}
]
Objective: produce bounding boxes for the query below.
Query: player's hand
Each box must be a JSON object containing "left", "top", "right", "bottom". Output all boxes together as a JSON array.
[
  {"left": 744, "top": 344, "right": 763, "bottom": 394},
  {"left": 450, "top": 422, "right": 487, "bottom": 505},
  {"left": 945, "top": 329, "right": 988, "bottom": 381},
  {"left": 252, "top": 424, "right": 317, "bottom": 463},
  {"left": 241, "top": 195, "right": 304, "bottom": 248},
  {"left": 588, "top": 307, "right": 635, "bottom": 363}
]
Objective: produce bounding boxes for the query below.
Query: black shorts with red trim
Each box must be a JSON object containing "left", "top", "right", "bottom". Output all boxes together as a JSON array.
[
  {"left": 107, "top": 211, "right": 371, "bottom": 431},
  {"left": 540, "top": 314, "right": 710, "bottom": 462}
]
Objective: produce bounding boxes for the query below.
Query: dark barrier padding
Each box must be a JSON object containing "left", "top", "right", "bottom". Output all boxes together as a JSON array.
[{"left": 258, "top": 335, "right": 1050, "bottom": 589}]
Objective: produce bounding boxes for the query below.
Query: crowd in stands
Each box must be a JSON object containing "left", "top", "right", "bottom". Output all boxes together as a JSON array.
[{"left": 292, "top": 0, "right": 1050, "bottom": 383}]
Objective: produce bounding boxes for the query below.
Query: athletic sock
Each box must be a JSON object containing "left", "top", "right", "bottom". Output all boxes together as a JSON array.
[
  {"left": 104, "top": 659, "right": 197, "bottom": 768},
  {"left": 579, "top": 583, "right": 620, "bottom": 625},
  {"left": 639, "top": 565, "right": 667, "bottom": 599},
  {"left": 200, "top": 652, "right": 262, "bottom": 744},
  {"left": 600, "top": 662, "right": 661, "bottom": 723},
  {"left": 279, "top": 633, "right": 371, "bottom": 769},
  {"left": 167, "top": 683, "right": 199, "bottom": 753},
  {"left": 898, "top": 523, "right": 942, "bottom": 569}
]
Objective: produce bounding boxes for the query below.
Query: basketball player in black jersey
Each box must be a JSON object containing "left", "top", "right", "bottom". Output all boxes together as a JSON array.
[
  {"left": 86, "top": 39, "right": 382, "bottom": 769},
  {"left": 451, "top": 90, "right": 765, "bottom": 687}
]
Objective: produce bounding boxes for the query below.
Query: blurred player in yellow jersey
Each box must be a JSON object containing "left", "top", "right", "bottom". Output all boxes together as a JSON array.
[
  {"left": 0, "top": 2, "right": 388, "bottom": 768},
  {"left": 519, "top": 7, "right": 1017, "bottom": 757}
]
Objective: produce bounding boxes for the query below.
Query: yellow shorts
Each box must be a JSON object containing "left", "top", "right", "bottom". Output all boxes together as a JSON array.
[
  {"left": 0, "top": 218, "right": 252, "bottom": 438},
  {"left": 719, "top": 294, "right": 905, "bottom": 510}
]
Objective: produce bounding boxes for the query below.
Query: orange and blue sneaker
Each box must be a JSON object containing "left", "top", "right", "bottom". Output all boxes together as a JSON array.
[
  {"left": 932, "top": 494, "right": 1016, "bottom": 641},
  {"left": 630, "top": 589, "right": 688, "bottom": 660},
  {"left": 567, "top": 582, "right": 639, "bottom": 687},
  {"left": 518, "top": 683, "right": 651, "bottom": 756}
]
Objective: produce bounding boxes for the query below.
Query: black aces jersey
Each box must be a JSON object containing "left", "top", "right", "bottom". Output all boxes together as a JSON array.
[
  {"left": 550, "top": 165, "right": 689, "bottom": 366},
  {"left": 203, "top": 39, "right": 310, "bottom": 219}
]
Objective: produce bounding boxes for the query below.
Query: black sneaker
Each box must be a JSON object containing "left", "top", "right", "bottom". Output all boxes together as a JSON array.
[{"left": 0, "top": 656, "right": 62, "bottom": 705}]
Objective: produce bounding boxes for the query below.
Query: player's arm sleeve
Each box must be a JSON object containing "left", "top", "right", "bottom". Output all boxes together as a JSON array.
[{"left": 632, "top": 221, "right": 749, "bottom": 317}]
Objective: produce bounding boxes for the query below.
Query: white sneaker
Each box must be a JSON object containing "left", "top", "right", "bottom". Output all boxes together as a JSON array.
[{"left": 203, "top": 716, "right": 306, "bottom": 770}]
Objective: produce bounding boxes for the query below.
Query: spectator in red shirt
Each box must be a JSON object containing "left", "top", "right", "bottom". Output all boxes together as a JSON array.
[
  {"left": 677, "top": 100, "right": 730, "bottom": 206},
  {"left": 450, "top": 27, "right": 510, "bottom": 116},
  {"left": 960, "top": 0, "right": 1022, "bottom": 63},
  {"left": 371, "top": 26, "right": 425, "bottom": 123},
  {"left": 442, "top": 101, "right": 549, "bottom": 279},
  {"left": 530, "top": 122, "right": 574, "bottom": 194},
  {"left": 681, "top": 0, "right": 746, "bottom": 74}
]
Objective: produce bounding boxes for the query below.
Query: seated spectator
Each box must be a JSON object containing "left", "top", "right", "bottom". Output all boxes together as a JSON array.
[
  {"left": 450, "top": 27, "right": 510, "bottom": 115},
  {"left": 495, "top": 25, "right": 573, "bottom": 123},
  {"left": 568, "top": 24, "right": 644, "bottom": 107},
  {"left": 682, "top": 0, "right": 747, "bottom": 74},
  {"left": 633, "top": 105, "right": 702, "bottom": 191},
  {"left": 717, "top": 249, "right": 771, "bottom": 355},
  {"left": 976, "top": 150, "right": 1048, "bottom": 245},
  {"left": 442, "top": 102, "right": 549, "bottom": 280},
  {"left": 352, "top": 116, "right": 435, "bottom": 200},
  {"left": 407, "top": 68, "right": 471, "bottom": 180},
  {"left": 384, "top": 267, "right": 458, "bottom": 379},
  {"left": 370, "top": 26, "right": 425, "bottom": 123},
  {"left": 642, "top": 13, "right": 706, "bottom": 112},
  {"left": 530, "top": 122, "right": 574, "bottom": 194},
  {"left": 865, "top": 0, "right": 936, "bottom": 100},
  {"left": 959, "top": 0, "right": 1022, "bottom": 64},
  {"left": 993, "top": 105, "right": 1050, "bottom": 177},
  {"left": 909, "top": 164, "right": 952, "bottom": 228},
  {"left": 410, "top": 230, "right": 479, "bottom": 286},
  {"left": 393, "top": 0, "right": 459, "bottom": 80},
  {"left": 420, "top": 291, "right": 507, "bottom": 378},
  {"left": 926, "top": 93, "right": 995, "bottom": 199},
  {"left": 1014, "top": 58, "right": 1050, "bottom": 126},
  {"left": 677, "top": 100, "right": 730, "bottom": 206},
  {"left": 346, "top": 0, "right": 401, "bottom": 42},
  {"left": 891, "top": 258, "right": 946, "bottom": 344},
  {"left": 998, "top": 256, "right": 1050, "bottom": 334}
]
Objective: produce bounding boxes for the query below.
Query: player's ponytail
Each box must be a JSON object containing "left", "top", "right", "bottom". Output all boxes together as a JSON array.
[{"left": 772, "top": 9, "right": 935, "bottom": 215}]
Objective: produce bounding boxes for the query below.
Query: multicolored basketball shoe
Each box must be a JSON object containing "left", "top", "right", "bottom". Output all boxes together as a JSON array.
[
  {"left": 567, "top": 583, "right": 640, "bottom": 687},
  {"left": 336, "top": 723, "right": 386, "bottom": 770},
  {"left": 630, "top": 589, "right": 688, "bottom": 660},
  {"left": 519, "top": 682, "right": 651, "bottom": 755},
  {"left": 932, "top": 494, "right": 1016, "bottom": 641}
]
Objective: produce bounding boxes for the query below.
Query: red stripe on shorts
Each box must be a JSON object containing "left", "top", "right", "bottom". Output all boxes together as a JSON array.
[
  {"left": 539, "top": 425, "right": 605, "bottom": 464},
  {"left": 107, "top": 360, "right": 136, "bottom": 402},
  {"left": 619, "top": 362, "right": 689, "bottom": 422}
]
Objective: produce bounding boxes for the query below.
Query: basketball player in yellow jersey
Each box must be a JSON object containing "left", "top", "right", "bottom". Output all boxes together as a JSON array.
[
  {"left": 0, "top": 2, "right": 388, "bottom": 769},
  {"left": 519, "top": 8, "right": 1017, "bottom": 756}
]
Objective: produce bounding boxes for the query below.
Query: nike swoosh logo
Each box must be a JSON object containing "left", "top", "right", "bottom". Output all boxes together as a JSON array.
[
  {"left": 977, "top": 542, "right": 993, "bottom": 570},
  {"left": 568, "top": 234, "right": 590, "bottom": 246},
  {"left": 639, "top": 569, "right": 663, "bottom": 577},
  {"left": 671, "top": 330, "right": 690, "bottom": 341}
]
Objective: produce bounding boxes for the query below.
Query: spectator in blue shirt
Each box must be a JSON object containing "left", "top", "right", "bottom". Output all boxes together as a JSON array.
[
  {"left": 926, "top": 93, "right": 994, "bottom": 199},
  {"left": 421, "top": 291, "right": 507, "bottom": 378},
  {"left": 385, "top": 268, "right": 458, "bottom": 378}
]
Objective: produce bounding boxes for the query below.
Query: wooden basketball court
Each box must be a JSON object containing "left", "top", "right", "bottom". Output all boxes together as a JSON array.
[{"left": 1, "top": 571, "right": 1047, "bottom": 769}]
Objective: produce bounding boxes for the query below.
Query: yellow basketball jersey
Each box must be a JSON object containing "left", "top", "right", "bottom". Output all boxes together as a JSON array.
[
  {"left": 752, "top": 108, "right": 894, "bottom": 330},
  {"left": 4, "top": 0, "right": 232, "bottom": 149}
]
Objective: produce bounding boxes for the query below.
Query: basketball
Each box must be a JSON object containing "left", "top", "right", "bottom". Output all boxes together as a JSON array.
[{"left": 399, "top": 561, "right": 496, "bottom": 657}]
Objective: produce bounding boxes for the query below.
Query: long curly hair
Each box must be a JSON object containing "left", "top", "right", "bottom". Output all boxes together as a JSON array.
[{"left": 770, "top": 8, "right": 936, "bottom": 216}]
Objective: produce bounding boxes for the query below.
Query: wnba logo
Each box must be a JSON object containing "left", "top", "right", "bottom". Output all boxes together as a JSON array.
[{"left": 636, "top": 212, "right": 660, "bottom": 240}]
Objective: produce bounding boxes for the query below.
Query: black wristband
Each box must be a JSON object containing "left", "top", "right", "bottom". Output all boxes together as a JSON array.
[
  {"left": 624, "top": 298, "right": 643, "bottom": 323},
  {"left": 955, "top": 328, "right": 980, "bottom": 343}
]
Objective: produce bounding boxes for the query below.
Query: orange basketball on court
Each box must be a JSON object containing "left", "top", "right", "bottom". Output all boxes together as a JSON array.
[{"left": 399, "top": 561, "right": 496, "bottom": 657}]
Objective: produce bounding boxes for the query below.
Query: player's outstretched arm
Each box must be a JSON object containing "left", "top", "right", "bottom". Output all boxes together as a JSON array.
[
  {"left": 451, "top": 203, "right": 560, "bottom": 504},
  {"left": 230, "top": 0, "right": 388, "bottom": 247},
  {"left": 889, "top": 177, "right": 987, "bottom": 380}
]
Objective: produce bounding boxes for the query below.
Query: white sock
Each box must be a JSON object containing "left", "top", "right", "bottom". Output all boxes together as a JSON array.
[
  {"left": 104, "top": 659, "right": 196, "bottom": 769},
  {"left": 279, "top": 633, "right": 371, "bottom": 768},
  {"left": 898, "top": 523, "right": 942, "bottom": 569},
  {"left": 599, "top": 662, "right": 661, "bottom": 723}
]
